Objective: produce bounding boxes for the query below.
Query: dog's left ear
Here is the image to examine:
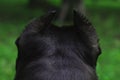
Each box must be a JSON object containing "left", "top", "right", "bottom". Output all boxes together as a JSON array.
[{"left": 25, "top": 11, "right": 56, "bottom": 32}]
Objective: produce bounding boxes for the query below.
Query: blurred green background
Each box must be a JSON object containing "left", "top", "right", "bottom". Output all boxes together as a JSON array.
[{"left": 0, "top": 0, "right": 120, "bottom": 80}]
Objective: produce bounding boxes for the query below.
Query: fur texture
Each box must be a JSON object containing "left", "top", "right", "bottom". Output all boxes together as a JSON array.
[{"left": 15, "top": 11, "right": 101, "bottom": 80}]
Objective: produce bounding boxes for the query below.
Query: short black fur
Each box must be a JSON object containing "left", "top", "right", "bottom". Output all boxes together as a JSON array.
[{"left": 15, "top": 11, "right": 101, "bottom": 80}]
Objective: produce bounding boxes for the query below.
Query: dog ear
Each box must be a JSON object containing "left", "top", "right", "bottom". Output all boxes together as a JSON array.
[
  {"left": 74, "top": 10, "right": 99, "bottom": 52},
  {"left": 25, "top": 11, "right": 56, "bottom": 32},
  {"left": 74, "top": 10, "right": 101, "bottom": 66}
]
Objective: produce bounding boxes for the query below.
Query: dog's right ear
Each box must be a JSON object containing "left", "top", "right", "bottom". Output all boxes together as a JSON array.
[
  {"left": 74, "top": 10, "right": 101, "bottom": 66},
  {"left": 74, "top": 10, "right": 99, "bottom": 50},
  {"left": 25, "top": 11, "right": 56, "bottom": 33}
]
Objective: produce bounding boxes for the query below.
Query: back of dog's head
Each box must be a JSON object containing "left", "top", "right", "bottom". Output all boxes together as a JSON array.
[{"left": 15, "top": 11, "right": 101, "bottom": 80}]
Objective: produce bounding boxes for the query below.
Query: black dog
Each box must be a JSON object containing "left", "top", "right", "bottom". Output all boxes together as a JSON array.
[{"left": 15, "top": 11, "right": 101, "bottom": 80}]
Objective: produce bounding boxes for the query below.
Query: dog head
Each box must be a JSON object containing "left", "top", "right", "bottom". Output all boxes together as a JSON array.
[{"left": 15, "top": 10, "right": 101, "bottom": 80}]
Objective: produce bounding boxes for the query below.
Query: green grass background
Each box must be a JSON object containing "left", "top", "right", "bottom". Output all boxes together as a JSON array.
[{"left": 0, "top": 0, "right": 120, "bottom": 80}]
